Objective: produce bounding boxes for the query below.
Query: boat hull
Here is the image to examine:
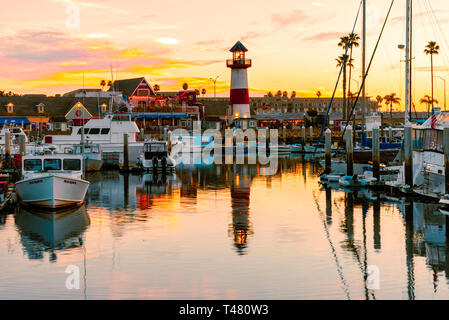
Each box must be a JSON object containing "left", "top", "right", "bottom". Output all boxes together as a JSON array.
[
  {"left": 84, "top": 158, "right": 103, "bottom": 172},
  {"left": 16, "top": 175, "right": 89, "bottom": 209}
]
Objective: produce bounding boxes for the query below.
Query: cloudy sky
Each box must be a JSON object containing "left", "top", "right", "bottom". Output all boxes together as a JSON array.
[{"left": 2, "top": 0, "right": 449, "bottom": 111}]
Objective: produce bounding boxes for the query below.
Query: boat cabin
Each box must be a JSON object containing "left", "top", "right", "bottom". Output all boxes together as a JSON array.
[
  {"left": 22, "top": 154, "right": 84, "bottom": 175},
  {"left": 143, "top": 142, "right": 169, "bottom": 160}
]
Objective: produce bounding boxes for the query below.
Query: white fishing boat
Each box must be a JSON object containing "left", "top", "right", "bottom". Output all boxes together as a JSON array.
[
  {"left": 66, "top": 143, "right": 103, "bottom": 172},
  {"left": 0, "top": 126, "right": 28, "bottom": 145},
  {"left": 16, "top": 153, "right": 90, "bottom": 209},
  {"left": 137, "top": 141, "right": 176, "bottom": 171}
]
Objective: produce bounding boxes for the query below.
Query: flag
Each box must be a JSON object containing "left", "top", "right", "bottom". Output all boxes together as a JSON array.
[{"left": 431, "top": 107, "right": 437, "bottom": 129}]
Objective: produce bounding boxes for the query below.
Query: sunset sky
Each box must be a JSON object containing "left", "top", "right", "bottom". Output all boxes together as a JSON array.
[{"left": 2, "top": 0, "right": 449, "bottom": 111}]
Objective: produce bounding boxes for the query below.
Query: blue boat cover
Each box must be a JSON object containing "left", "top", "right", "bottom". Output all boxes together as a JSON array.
[{"left": 0, "top": 117, "right": 31, "bottom": 125}]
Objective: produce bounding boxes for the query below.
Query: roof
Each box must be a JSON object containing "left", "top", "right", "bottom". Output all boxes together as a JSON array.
[
  {"left": 229, "top": 41, "right": 248, "bottom": 52},
  {"left": 108, "top": 77, "right": 151, "bottom": 96},
  {"left": 199, "top": 99, "right": 229, "bottom": 116},
  {"left": 0, "top": 96, "right": 110, "bottom": 120}
]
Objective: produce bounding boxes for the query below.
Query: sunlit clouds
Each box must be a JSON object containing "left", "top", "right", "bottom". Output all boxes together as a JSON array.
[{"left": 2, "top": 0, "right": 449, "bottom": 111}]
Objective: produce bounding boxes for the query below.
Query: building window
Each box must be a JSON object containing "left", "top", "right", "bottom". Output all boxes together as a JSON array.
[
  {"left": 137, "top": 89, "right": 149, "bottom": 96},
  {"left": 37, "top": 103, "right": 44, "bottom": 113},
  {"left": 7, "top": 103, "right": 13, "bottom": 113}
]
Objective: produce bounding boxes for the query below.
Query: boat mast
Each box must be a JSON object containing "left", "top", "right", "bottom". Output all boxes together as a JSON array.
[
  {"left": 405, "top": 0, "right": 411, "bottom": 123},
  {"left": 362, "top": 0, "right": 366, "bottom": 133}
]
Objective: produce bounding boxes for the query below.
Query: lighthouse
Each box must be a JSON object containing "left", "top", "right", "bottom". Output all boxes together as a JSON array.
[{"left": 227, "top": 41, "right": 252, "bottom": 121}]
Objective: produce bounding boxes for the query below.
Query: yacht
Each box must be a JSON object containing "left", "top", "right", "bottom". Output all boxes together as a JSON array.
[
  {"left": 43, "top": 113, "right": 141, "bottom": 151},
  {"left": 15, "top": 153, "right": 90, "bottom": 209}
]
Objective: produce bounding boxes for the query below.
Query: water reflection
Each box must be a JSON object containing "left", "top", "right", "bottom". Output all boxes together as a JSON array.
[{"left": 15, "top": 205, "right": 90, "bottom": 262}]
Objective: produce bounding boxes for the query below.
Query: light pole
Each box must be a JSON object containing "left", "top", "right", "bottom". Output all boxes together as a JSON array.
[
  {"left": 210, "top": 76, "right": 219, "bottom": 101},
  {"left": 437, "top": 76, "right": 447, "bottom": 111}
]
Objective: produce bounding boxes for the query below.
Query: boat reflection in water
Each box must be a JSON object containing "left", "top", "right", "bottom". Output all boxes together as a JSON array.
[{"left": 15, "top": 205, "right": 90, "bottom": 262}]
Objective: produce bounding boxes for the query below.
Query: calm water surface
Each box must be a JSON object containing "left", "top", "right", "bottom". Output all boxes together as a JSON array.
[{"left": 1, "top": 155, "right": 449, "bottom": 300}]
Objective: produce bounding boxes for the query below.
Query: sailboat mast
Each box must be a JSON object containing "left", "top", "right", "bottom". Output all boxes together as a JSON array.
[
  {"left": 405, "top": 0, "right": 411, "bottom": 122},
  {"left": 362, "top": 0, "right": 366, "bottom": 133}
]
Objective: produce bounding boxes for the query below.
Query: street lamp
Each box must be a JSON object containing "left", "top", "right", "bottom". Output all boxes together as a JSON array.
[
  {"left": 210, "top": 76, "right": 219, "bottom": 101},
  {"left": 437, "top": 76, "right": 447, "bottom": 111}
]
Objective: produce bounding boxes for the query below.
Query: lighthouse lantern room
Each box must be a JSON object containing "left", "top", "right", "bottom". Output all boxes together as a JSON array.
[{"left": 227, "top": 41, "right": 252, "bottom": 121}]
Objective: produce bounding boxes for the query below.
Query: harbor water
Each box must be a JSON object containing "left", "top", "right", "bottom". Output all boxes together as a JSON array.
[{"left": 1, "top": 155, "right": 449, "bottom": 299}]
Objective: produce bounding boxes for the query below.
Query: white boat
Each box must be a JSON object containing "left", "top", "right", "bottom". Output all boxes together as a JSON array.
[
  {"left": 137, "top": 141, "right": 176, "bottom": 171},
  {"left": 0, "top": 126, "right": 28, "bottom": 145},
  {"left": 290, "top": 144, "right": 302, "bottom": 153},
  {"left": 66, "top": 143, "right": 103, "bottom": 172},
  {"left": 16, "top": 153, "right": 90, "bottom": 209}
]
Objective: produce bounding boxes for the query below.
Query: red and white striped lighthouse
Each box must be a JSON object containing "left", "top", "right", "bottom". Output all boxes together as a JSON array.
[{"left": 227, "top": 41, "right": 252, "bottom": 120}]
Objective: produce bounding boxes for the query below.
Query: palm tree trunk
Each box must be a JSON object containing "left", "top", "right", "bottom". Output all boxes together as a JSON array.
[
  {"left": 343, "top": 62, "right": 347, "bottom": 121},
  {"left": 390, "top": 102, "right": 393, "bottom": 120},
  {"left": 431, "top": 53, "right": 434, "bottom": 111}
]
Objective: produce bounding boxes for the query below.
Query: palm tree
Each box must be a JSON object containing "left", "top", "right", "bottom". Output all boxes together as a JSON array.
[
  {"left": 182, "top": 83, "right": 189, "bottom": 90},
  {"left": 339, "top": 33, "right": 360, "bottom": 102},
  {"left": 316, "top": 90, "right": 322, "bottom": 99},
  {"left": 420, "top": 95, "right": 439, "bottom": 115},
  {"left": 276, "top": 90, "right": 282, "bottom": 97},
  {"left": 384, "top": 93, "right": 401, "bottom": 120},
  {"left": 153, "top": 84, "right": 160, "bottom": 95},
  {"left": 282, "top": 91, "right": 288, "bottom": 98},
  {"left": 291, "top": 91, "right": 296, "bottom": 98},
  {"left": 267, "top": 92, "right": 273, "bottom": 97},
  {"left": 336, "top": 54, "right": 354, "bottom": 120},
  {"left": 376, "top": 95, "right": 383, "bottom": 112},
  {"left": 424, "top": 41, "right": 440, "bottom": 110}
]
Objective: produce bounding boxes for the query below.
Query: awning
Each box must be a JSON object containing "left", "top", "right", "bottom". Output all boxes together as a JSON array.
[
  {"left": 137, "top": 113, "right": 190, "bottom": 119},
  {"left": 0, "top": 117, "right": 30, "bottom": 125}
]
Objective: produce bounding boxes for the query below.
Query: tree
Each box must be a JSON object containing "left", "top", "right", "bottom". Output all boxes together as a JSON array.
[
  {"left": 153, "top": 84, "right": 160, "bottom": 93},
  {"left": 424, "top": 41, "right": 440, "bottom": 110},
  {"left": 420, "top": 95, "right": 439, "bottom": 115},
  {"left": 182, "top": 83, "right": 189, "bottom": 90},
  {"left": 291, "top": 91, "right": 296, "bottom": 98},
  {"left": 316, "top": 90, "right": 322, "bottom": 99},
  {"left": 282, "top": 91, "right": 288, "bottom": 98},
  {"left": 384, "top": 93, "right": 401, "bottom": 120},
  {"left": 376, "top": 95, "right": 383, "bottom": 111},
  {"left": 339, "top": 33, "right": 360, "bottom": 105},
  {"left": 336, "top": 54, "right": 353, "bottom": 121},
  {"left": 201, "top": 88, "right": 206, "bottom": 96},
  {"left": 267, "top": 92, "right": 273, "bottom": 97},
  {"left": 276, "top": 90, "right": 282, "bottom": 97}
]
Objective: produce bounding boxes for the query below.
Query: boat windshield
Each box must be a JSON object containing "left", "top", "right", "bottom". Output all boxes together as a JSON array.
[
  {"left": 63, "top": 159, "right": 81, "bottom": 171},
  {"left": 145, "top": 144, "right": 166, "bottom": 152},
  {"left": 44, "top": 159, "right": 61, "bottom": 171},
  {"left": 24, "top": 159, "right": 42, "bottom": 171}
]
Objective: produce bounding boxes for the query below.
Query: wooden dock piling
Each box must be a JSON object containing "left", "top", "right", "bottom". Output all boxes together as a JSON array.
[
  {"left": 18, "top": 135, "right": 25, "bottom": 155},
  {"left": 346, "top": 125, "right": 353, "bottom": 176},
  {"left": 372, "top": 127, "right": 380, "bottom": 182},
  {"left": 444, "top": 126, "right": 449, "bottom": 194},
  {"left": 301, "top": 126, "right": 306, "bottom": 149},
  {"left": 309, "top": 126, "right": 313, "bottom": 140},
  {"left": 325, "top": 128, "right": 331, "bottom": 172},
  {"left": 123, "top": 133, "right": 129, "bottom": 171},
  {"left": 404, "top": 123, "right": 413, "bottom": 187},
  {"left": 389, "top": 127, "right": 393, "bottom": 143}
]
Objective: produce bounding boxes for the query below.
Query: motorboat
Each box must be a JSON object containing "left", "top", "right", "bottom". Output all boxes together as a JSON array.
[
  {"left": 65, "top": 143, "right": 103, "bottom": 172},
  {"left": 15, "top": 153, "right": 90, "bottom": 209},
  {"left": 137, "top": 141, "right": 176, "bottom": 172}
]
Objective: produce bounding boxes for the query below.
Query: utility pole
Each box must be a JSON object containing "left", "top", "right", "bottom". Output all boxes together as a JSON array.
[
  {"left": 362, "top": 0, "right": 367, "bottom": 133},
  {"left": 211, "top": 76, "right": 219, "bottom": 101}
]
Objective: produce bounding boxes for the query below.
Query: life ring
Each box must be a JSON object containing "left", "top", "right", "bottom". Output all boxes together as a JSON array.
[
  {"left": 187, "top": 93, "right": 194, "bottom": 101},
  {"left": 76, "top": 109, "right": 82, "bottom": 117}
]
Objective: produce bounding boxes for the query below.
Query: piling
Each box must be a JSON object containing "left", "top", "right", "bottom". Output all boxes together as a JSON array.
[
  {"left": 168, "top": 130, "right": 173, "bottom": 152},
  {"left": 282, "top": 125, "right": 286, "bottom": 143},
  {"left": 123, "top": 133, "right": 129, "bottom": 171},
  {"left": 325, "top": 128, "right": 331, "bottom": 172},
  {"left": 372, "top": 127, "right": 380, "bottom": 182},
  {"left": 389, "top": 127, "right": 393, "bottom": 143},
  {"left": 301, "top": 126, "right": 306, "bottom": 149},
  {"left": 309, "top": 126, "right": 313, "bottom": 140},
  {"left": 346, "top": 125, "right": 353, "bottom": 176},
  {"left": 139, "top": 128, "right": 144, "bottom": 141},
  {"left": 5, "top": 131, "right": 10, "bottom": 159},
  {"left": 404, "top": 123, "right": 413, "bottom": 187},
  {"left": 444, "top": 126, "right": 449, "bottom": 194},
  {"left": 18, "top": 135, "right": 26, "bottom": 155}
]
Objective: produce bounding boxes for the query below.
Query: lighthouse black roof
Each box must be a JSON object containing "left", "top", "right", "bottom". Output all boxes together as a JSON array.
[{"left": 229, "top": 41, "right": 248, "bottom": 52}]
